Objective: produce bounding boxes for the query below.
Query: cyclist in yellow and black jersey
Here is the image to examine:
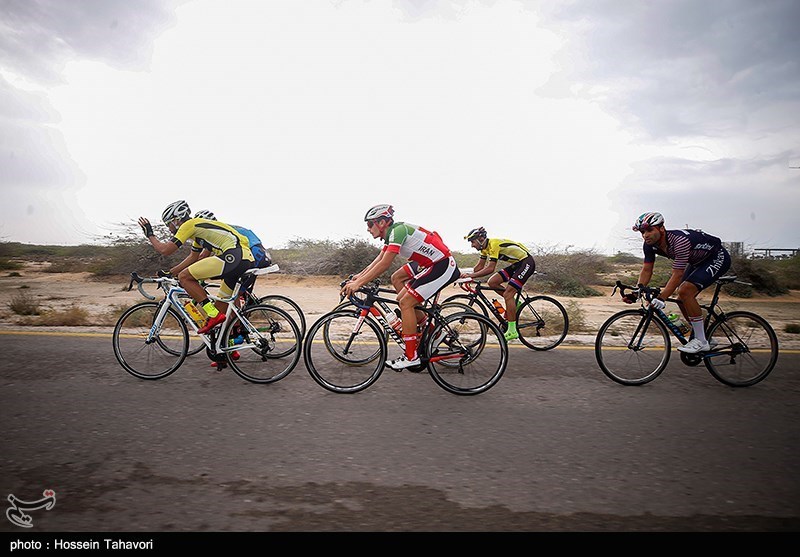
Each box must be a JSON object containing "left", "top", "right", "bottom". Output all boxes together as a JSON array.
[
  {"left": 461, "top": 227, "right": 536, "bottom": 341},
  {"left": 138, "top": 200, "right": 255, "bottom": 335}
]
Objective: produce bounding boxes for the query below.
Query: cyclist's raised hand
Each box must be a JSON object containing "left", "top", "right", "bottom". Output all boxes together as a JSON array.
[{"left": 138, "top": 217, "right": 154, "bottom": 239}]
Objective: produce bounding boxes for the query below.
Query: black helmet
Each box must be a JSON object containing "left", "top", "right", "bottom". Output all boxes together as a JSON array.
[{"left": 465, "top": 227, "right": 487, "bottom": 241}]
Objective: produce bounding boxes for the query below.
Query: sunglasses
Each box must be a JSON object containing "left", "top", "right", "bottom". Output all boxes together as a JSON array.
[
  {"left": 635, "top": 224, "right": 654, "bottom": 233},
  {"left": 366, "top": 219, "right": 379, "bottom": 228}
]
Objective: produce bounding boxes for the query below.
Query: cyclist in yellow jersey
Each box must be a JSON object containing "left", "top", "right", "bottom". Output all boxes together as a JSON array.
[
  {"left": 138, "top": 200, "right": 255, "bottom": 334},
  {"left": 461, "top": 227, "right": 536, "bottom": 341}
]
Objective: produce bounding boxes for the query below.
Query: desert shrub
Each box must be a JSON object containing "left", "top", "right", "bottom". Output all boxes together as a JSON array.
[
  {"left": 530, "top": 247, "right": 609, "bottom": 297},
  {"left": 563, "top": 300, "right": 590, "bottom": 332},
  {"left": 0, "top": 258, "right": 23, "bottom": 271},
  {"left": 784, "top": 324, "right": 800, "bottom": 334},
  {"left": 7, "top": 271, "right": 22, "bottom": 277},
  {"left": 9, "top": 291, "right": 40, "bottom": 315},
  {"left": 98, "top": 304, "right": 132, "bottom": 326},
  {"left": 728, "top": 254, "right": 788, "bottom": 297},
  {"left": 772, "top": 255, "right": 800, "bottom": 290},
  {"left": 271, "top": 237, "right": 405, "bottom": 280},
  {"left": 35, "top": 305, "right": 91, "bottom": 326},
  {"left": 608, "top": 252, "right": 640, "bottom": 265}
]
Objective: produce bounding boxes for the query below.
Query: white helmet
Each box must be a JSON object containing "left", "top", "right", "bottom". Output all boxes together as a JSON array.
[
  {"left": 194, "top": 209, "right": 216, "bottom": 220},
  {"left": 632, "top": 212, "right": 664, "bottom": 231},
  {"left": 162, "top": 200, "right": 191, "bottom": 224},
  {"left": 364, "top": 204, "right": 394, "bottom": 221}
]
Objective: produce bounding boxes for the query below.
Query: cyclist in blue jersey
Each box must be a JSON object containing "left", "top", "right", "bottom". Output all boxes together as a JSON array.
[
  {"left": 193, "top": 210, "right": 272, "bottom": 297},
  {"left": 629, "top": 212, "right": 731, "bottom": 354}
]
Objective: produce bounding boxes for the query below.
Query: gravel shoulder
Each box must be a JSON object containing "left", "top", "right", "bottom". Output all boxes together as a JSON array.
[{"left": 1, "top": 262, "right": 799, "bottom": 348}]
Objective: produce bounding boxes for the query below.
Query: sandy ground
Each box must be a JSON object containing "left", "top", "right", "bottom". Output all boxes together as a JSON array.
[{"left": 1, "top": 261, "right": 799, "bottom": 348}]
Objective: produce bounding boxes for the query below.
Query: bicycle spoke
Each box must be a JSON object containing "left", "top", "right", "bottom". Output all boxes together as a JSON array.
[
  {"left": 704, "top": 311, "right": 778, "bottom": 387},
  {"left": 112, "top": 302, "right": 188, "bottom": 380},
  {"left": 223, "top": 304, "right": 301, "bottom": 384},
  {"left": 595, "top": 310, "right": 670, "bottom": 385},
  {"left": 427, "top": 312, "right": 507, "bottom": 395},
  {"left": 303, "top": 310, "right": 387, "bottom": 393}
]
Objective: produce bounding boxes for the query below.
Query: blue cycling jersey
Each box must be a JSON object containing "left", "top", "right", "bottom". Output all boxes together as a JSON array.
[{"left": 233, "top": 225, "right": 269, "bottom": 267}]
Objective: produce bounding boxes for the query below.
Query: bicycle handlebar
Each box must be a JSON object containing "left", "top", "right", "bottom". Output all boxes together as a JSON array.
[{"left": 612, "top": 280, "right": 661, "bottom": 302}]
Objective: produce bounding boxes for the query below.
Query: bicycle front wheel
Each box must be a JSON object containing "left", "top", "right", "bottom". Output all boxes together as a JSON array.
[
  {"left": 303, "top": 310, "right": 387, "bottom": 393},
  {"left": 441, "top": 294, "right": 489, "bottom": 317},
  {"left": 595, "top": 310, "right": 670, "bottom": 385},
  {"left": 427, "top": 312, "right": 508, "bottom": 395},
  {"left": 258, "top": 294, "right": 307, "bottom": 340},
  {"left": 516, "top": 295, "right": 569, "bottom": 350},
  {"left": 704, "top": 311, "right": 779, "bottom": 387},
  {"left": 112, "top": 302, "right": 189, "bottom": 380},
  {"left": 223, "top": 305, "right": 301, "bottom": 384}
]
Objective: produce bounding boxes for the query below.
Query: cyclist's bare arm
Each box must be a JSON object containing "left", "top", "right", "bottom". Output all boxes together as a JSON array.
[
  {"left": 466, "top": 258, "right": 495, "bottom": 279},
  {"left": 352, "top": 251, "right": 384, "bottom": 282},
  {"left": 637, "top": 261, "right": 654, "bottom": 287},
  {"left": 170, "top": 248, "right": 203, "bottom": 276},
  {"left": 344, "top": 251, "right": 397, "bottom": 296},
  {"left": 659, "top": 268, "right": 686, "bottom": 300},
  {"left": 139, "top": 222, "right": 180, "bottom": 257}
]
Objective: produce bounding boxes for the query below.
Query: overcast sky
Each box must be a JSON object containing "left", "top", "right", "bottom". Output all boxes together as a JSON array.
[{"left": 1, "top": 0, "right": 798, "bottom": 257}]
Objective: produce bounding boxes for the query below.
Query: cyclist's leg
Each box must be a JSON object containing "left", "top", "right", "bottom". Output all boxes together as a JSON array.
[
  {"left": 678, "top": 248, "right": 731, "bottom": 351},
  {"left": 390, "top": 257, "right": 459, "bottom": 368}
]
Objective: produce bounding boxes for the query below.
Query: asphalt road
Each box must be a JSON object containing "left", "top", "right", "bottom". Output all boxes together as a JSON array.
[{"left": 1, "top": 330, "right": 798, "bottom": 533}]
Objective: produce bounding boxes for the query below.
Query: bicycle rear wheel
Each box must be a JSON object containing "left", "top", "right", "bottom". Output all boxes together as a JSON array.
[
  {"left": 595, "top": 310, "right": 670, "bottom": 385},
  {"left": 426, "top": 312, "right": 507, "bottom": 395},
  {"left": 258, "top": 294, "right": 307, "bottom": 340},
  {"left": 704, "top": 311, "right": 779, "bottom": 387},
  {"left": 516, "top": 295, "right": 569, "bottom": 350},
  {"left": 223, "top": 305, "right": 301, "bottom": 384},
  {"left": 112, "top": 302, "right": 189, "bottom": 380},
  {"left": 304, "top": 310, "right": 387, "bottom": 393}
]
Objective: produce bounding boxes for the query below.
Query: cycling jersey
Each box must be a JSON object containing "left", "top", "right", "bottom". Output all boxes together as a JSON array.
[
  {"left": 479, "top": 238, "right": 530, "bottom": 263},
  {"left": 383, "top": 222, "right": 451, "bottom": 267},
  {"left": 643, "top": 229, "right": 722, "bottom": 271},
  {"left": 176, "top": 218, "right": 254, "bottom": 262},
  {"left": 643, "top": 229, "right": 730, "bottom": 290},
  {"left": 232, "top": 225, "right": 270, "bottom": 268}
]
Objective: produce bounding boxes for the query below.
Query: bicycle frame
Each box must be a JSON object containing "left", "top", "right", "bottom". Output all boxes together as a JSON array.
[
  {"left": 346, "top": 286, "right": 464, "bottom": 365},
  {"left": 132, "top": 265, "right": 282, "bottom": 357},
  {"left": 614, "top": 279, "right": 748, "bottom": 360}
]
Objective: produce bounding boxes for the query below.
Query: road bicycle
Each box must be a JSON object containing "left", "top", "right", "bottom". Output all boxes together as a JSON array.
[
  {"left": 303, "top": 282, "right": 508, "bottom": 395},
  {"left": 441, "top": 275, "right": 569, "bottom": 350},
  {"left": 594, "top": 276, "right": 779, "bottom": 387},
  {"left": 240, "top": 289, "right": 306, "bottom": 341},
  {"left": 112, "top": 265, "right": 302, "bottom": 383}
]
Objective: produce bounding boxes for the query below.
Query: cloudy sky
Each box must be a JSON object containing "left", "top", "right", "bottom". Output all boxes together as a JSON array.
[{"left": 1, "top": 0, "right": 798, "bottom": 256}]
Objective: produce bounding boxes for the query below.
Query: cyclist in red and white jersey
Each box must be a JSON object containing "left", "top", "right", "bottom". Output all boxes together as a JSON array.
[
  {"left": 629, "top": 211, "right": 731, "bottom": 354},
  {"left": 342, "top": 204, "right": 460, "bottom": 371}
]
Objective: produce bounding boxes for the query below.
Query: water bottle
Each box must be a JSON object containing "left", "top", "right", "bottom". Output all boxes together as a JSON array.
[
  {"left": 668, "top": 313, "right": 690, "bottom": 335},
  {"left": 387, "top": 308, "right": 403, "bottom": 333},
  {"left": 491, "top": 299, "right": 505, "bottom": 316},
  {"left": 184, "top": 301, "right": 207, "bottom": 327}
]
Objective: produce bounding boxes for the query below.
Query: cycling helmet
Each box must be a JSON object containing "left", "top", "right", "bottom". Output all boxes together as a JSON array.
[
  {"left": 194, "top": 209, "right": 216, "bottom": 220},
  {"left": 161, "top": 200, "right": 191, "bottom": 224},
  {"left": 465, "top": 227, "right": 487, "bottom": 241},
  {"left": 632, "top": 212, "right": 665, "bottom": 231},
  {"left": 364, "top": 204, "right": 394, "bottom": 222}
]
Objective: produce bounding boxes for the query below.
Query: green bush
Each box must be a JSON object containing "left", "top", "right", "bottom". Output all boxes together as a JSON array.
[
  {"left": 0, "top": 258, "right": 23, "bottom": 271},
  {"left": 784, "top": 324, "right": 800, "bottom": 334},
  {"left": 728, "top": 254, "right": 788, "bottom": 297}
]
